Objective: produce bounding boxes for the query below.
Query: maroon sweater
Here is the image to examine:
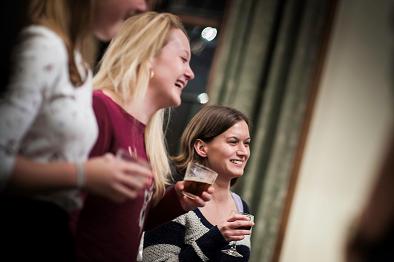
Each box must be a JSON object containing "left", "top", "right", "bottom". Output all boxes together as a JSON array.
[{"left": 75, "top": 90, "right": 185, "bottom": 261}]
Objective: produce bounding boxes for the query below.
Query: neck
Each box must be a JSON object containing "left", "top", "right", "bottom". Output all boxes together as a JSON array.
[
  {"left": 200, "top": 176, "right": 237, "bottom": 221},
  {"left": 211, "top": 177, "right": 232, "bottom": 203},
  {"left": 103, "top": 89, "right": 158, "bottom": 125},
  {"left": 124, "top": 96, "right": 157, "bottom": 125}
]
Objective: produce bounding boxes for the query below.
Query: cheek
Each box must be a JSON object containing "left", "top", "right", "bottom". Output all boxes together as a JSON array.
[
  {"left": 151, "top": 71, "right": 172, "bottom": 89},
  {"left": 209, "top": 148, "right": 233, "bottom": 163}
]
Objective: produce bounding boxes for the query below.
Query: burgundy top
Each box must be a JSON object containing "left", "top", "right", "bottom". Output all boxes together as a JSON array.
[{"left": 75, "top": 90, "right": 185, "bottom": 261}]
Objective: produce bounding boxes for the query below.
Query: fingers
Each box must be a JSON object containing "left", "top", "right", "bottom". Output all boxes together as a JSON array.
[
  {"left": 103, "top": 153, "right": 115, "bottom": 161},
  {"left": 221, "top": 231, "right": 247, "bottom": 241},
  {"left": 231, "top": 235, "right": 246, "bottom": 241},
  {"left": 175, "top": 181, "right": 185, "bottom": 193},
  {"left": 110, "top": 183, "right": 139, "bottom": 202},
  {"left": 219, "top": 219, "right": 254, "bottom": 242},
  {"left": 107, "top": 174, "right": 147, "bottom": 202},
  {"left": 119, "top": 159, "right": 153, "bottom": 178},
  {"left": 227, "top": 214, "right": 253, "bottom": 222},
  {"left": 219, "top": 227, "right": 250, "bottom": 242},
  {"left": 199, "top": 186, "right": 214, "bottom": 201},
  {"left": 117, "top": 172, "right": 147, "bottom": 190},
  {"left": 206, "top": 185, "right": 214, "bottom": 194}
]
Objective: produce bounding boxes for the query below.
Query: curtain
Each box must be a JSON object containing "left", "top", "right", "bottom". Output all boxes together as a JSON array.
[{"left": 208, "top": 0, "right": 335, "bottom": 261}]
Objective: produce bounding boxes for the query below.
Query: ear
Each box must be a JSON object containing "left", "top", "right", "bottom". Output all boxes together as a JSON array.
[{"left": 194, "top": 139, "right": 208, "bottom": 158}]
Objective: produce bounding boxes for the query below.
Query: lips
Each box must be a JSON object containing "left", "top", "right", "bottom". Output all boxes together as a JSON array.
[
  {"left": 230, "top": 159, "right": 244, "bottom": 166},
  {"left": 175, "top": 79, "right": 186, "bottom": 89}
]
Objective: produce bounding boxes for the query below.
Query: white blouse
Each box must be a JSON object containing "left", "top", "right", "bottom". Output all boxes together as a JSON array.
[{"left": 0, "top": 25, "right": 98, "bottom": 211}]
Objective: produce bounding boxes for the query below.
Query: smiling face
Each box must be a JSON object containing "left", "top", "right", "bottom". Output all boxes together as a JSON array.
[
  {"left": 93, "top": 0, "right": 148, "bottom": 41},
  {"left": 148, "top": 28, "right": 195, "bottom": 108},
  {"left": 201, "top": 120, "right": 251, "bottom": 179}
]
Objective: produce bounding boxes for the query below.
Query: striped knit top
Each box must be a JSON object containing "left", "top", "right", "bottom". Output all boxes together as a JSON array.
[{"left": 143, "top": 194, "right": 251, "bottom": 261}]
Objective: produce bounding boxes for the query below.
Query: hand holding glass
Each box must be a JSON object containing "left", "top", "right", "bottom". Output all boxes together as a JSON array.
[
  {"left": 221, "top": 212, "right": 254, "bottom": 258},
  {"left": 182, "top": 162, "right": 217, "bottom": 199},
  {"left": 116, "top": 148, "right": 152, "bottom": 185}
]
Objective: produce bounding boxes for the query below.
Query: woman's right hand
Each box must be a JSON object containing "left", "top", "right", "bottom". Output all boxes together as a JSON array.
[
  {"left": 218, "top": 213, "right": 254, "bottom": 242},
  {"left": 83, "top": 153, "right": 153, "bottom": 202}
]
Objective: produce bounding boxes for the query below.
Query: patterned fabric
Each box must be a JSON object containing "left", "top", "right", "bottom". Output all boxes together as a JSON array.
[
  {"left": 143, "top": 195, "right": 251, "bottom": 261},
  {"left": 0, "top": 25, "right": 97, "bottom": 211}
]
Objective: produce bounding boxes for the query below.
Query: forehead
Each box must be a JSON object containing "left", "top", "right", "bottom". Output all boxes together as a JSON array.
[
  {"left": 219, "top": 120, "right": 250, "bottom": 138},
  {"left": 164, "top": 29, "right": 191, "bottom": 55}
]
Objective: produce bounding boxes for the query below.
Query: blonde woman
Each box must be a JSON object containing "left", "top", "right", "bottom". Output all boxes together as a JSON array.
[
  {"left": 75, "top": 12, "right": 213, "bottom": 262},
  {"left": 0, "top": 0, "right": 149, "bottom": 261}
]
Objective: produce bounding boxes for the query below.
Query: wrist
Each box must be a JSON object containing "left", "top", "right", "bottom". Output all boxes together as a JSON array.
[{"left": 74, "top": 162, "right": 85, "bottom": 188}]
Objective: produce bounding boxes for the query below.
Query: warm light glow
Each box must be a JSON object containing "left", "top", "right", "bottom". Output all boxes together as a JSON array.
[{"left": 201, "top": 27, "right": 217, "bottom": 41}]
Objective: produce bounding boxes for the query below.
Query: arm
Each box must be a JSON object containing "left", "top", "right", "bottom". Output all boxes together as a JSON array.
[
  {"left": 0, "top": 28, "right": 151, "bottom": 200},
  {"left": 144, "top": 182, "right": 214, "bottom": 230},
  {"left": 144, "top": 186, "right": 185, "bottom": 230},
  {"left": 79, "top": 92, "right": 154, "bottom": 202},
  {"left": 179, "top": 226, "right": 228, "bottom": 261},
  {"left": 143, "top": 215, "right": 228, "bottom": 261},
  {"left": 0, "top": 27, "right": 73, "bottom": 192}
]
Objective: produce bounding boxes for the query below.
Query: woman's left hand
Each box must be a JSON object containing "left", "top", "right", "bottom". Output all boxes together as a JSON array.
[{"left": 174, "top": 181, "right": 214, "bottom": 211}]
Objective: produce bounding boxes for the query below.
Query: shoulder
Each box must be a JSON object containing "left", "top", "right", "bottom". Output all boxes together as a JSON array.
[
  {"left": 93, "top": 89, "right": 108, "bottom": 105},
  {"left": 16, "top": 25, "right": 67, "bottom": 63},
  {"left": 92, "top": 90, "right": 113, "bottom": 120},
  {"left": 173, "top": 210, "right": 193, "bottom": 225},
  {"left": 7, "top": 25, "right": 70, "bottom": 93},
  {"left": 231, "top": 191, "right": 252, "bottom": 214}
]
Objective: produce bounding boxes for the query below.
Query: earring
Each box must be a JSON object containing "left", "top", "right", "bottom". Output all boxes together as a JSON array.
[{"left": 150, "top": 70, "right": 155, "bottom": 79}]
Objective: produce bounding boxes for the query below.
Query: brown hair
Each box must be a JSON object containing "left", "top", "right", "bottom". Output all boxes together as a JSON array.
[
  {"left": 29, "top": 0, "right": 94, "bottom": 86},
  {"left": 173, "top": 105, "right": 250, "bottom": 182}
]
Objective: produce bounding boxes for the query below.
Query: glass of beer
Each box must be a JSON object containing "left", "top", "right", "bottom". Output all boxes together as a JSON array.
[{"left": 182, "top": 162, "right": 218, "bottom": 199}]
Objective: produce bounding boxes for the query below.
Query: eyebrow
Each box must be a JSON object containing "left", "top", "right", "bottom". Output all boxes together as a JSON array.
[
  {"left": 182, "top": 49, "right": 191, "bottom": 59},
  {"left": 227, "top": 136, "right": 251, "bottom": 141}
]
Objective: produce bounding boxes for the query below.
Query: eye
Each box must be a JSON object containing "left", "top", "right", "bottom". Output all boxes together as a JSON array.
[
  {"left": 181, "top": 57, "right": 188, "bottom": 63},
  {"left": 228, "top": 140, "right": 238, "bottom": 145}
]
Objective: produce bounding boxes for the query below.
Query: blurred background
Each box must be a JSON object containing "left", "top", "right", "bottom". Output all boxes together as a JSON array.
[{"left": 98, "top": 0, "right": 394, "bottom": 261}]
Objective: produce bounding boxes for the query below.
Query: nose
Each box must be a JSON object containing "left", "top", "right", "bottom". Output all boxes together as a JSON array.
[
  {"left": 236, "top": 144, "right": 249, "bottom": 157},
  {"left": 185, "top": 64, "right": 195, "bottom": 80}
]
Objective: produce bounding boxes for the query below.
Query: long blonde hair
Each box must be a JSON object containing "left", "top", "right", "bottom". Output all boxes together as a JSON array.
[
  {"left": 94, "top": 12, "right": 186, "bottom": 203},
  {"left": 29, "top": 0, "right": 94, "bottom": 86}
]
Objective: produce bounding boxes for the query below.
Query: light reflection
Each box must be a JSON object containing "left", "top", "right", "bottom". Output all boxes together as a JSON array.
[{"left": 201, "top": 27, "right": 217, "bottom": 41}]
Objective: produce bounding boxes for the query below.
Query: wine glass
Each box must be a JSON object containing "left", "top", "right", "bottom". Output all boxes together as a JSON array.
[{"left": 221, "top": 212, "right": 254, "bottom": 258}]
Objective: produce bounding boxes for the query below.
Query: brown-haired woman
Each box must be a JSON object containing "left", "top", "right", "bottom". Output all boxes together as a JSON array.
[{"left": 143, "top": 105, "right": 254, "bottom": 261}]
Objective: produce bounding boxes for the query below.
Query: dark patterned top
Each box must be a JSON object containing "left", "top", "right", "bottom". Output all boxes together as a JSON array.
[{"left": 143, "top": 195, "right": 251, "bottom": 261}]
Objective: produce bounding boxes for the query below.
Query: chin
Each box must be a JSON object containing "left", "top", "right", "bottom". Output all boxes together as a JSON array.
[
  {"left": 171, "top": 96, "right": 182, "bottom": 107},
  {"left": 95, "top": 24, "right": 122, "bottom": 42},
  {"left": 231, "top": 168, "right": 245, "bottom": 177}
]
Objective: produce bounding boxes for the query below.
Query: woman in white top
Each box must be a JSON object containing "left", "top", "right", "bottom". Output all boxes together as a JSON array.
[{"left": 0, "top": 0, "right": 149, "bottom": 261}]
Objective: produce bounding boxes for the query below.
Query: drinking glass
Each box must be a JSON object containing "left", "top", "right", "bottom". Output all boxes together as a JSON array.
[
  {"left": 116, "top": 147, "right": 151, "bottom": 184},
  {"left": 221, "top": 212, "right": 254, "bottom": 257},
  {"left": 182, "top": 162, "right": 218, "bottom": 199}
]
